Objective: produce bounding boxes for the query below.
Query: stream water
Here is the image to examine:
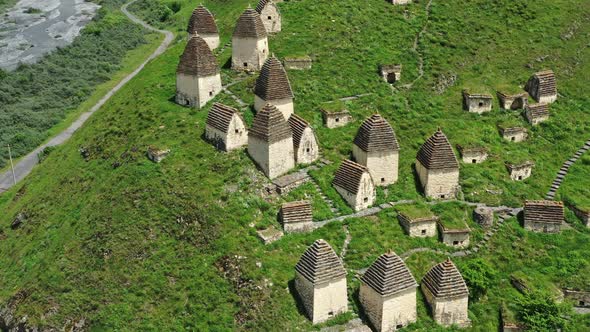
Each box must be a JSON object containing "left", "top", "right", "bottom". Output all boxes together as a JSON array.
[{"left": 0, "top": 0, "right": 100, "bottom": 70}]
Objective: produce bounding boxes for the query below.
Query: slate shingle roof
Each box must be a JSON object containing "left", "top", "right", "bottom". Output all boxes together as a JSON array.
[
  {"left": 233, "top": 8, "right": 267, "bottom": 39},
  {"left": 280, "top": 201, "right": 312, "bottom": 224},
  {"left": 524, "top": 200, "right": 564, "bottom": 225},
  {"left": 255, "top": 0, "right": 274, "bottom": 13},
  {"left": 249, "top": 103, "right": 292, "bottom": 143},
  {"left": 526, "top": 103, "right": 549, "bottom": 119},
  {"left": 530, "top": 70, "right": 557, "bottom": 97},
  {"left": 416, "top": 129, "right": 459, "bottom": 170},
  {"left": 177, "top": 35, "right": 219, "bottom": 77},
  {"left": 361, "top": 251, "right": 417, "bottom": 297},
  {"left": 187, "top": 5, "right": 218, "bottom": 35},
  {"left": 422, "top": 259, "right": 469, "bottom": 299},
  {"left": 295, "top": 239, "right": 346, "bottom": 285},
  {"left": 206, "top": 103, "right": 243, "bottom": 133},
  {"left": 254, "top": 56, "right": 294, "bottom": 101},
  {"left": 353, "top": 114, "right": 399, "bottom": 153},
  {"left": 333, "top": 159, "right": 370, "bottom": 194}
]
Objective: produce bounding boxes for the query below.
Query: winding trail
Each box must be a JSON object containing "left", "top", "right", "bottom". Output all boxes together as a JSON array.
[
  {"left": 0, "top": 0, "right": 174, "bottom": 194},
  {"left": 400, "top": 0, "right": 433, "bottom": 90},
  {"left": 545, "top": 139, "right": 590, "bottom": 200}
]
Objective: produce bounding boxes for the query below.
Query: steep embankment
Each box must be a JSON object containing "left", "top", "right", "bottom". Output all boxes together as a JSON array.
[{"left": 0, "top": 0, "right": 590, "bottom": 330}]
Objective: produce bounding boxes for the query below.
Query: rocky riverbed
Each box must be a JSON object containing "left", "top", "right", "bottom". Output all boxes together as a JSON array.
[{"left": 0, "top": 0, "right": 100, "bottom": 71}]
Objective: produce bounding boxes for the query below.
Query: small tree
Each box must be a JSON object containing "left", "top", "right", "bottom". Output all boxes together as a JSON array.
[
  {"left": 458, "top": 258, "right": 497, "bottom": 301},
  {"left": 516, "top": 290, "right": 568, "bottom": 331}
]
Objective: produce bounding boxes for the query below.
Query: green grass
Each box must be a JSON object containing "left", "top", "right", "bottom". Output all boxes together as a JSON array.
[
  {"left": 0, "top": 0, "right": 589, "bottom": 330},
  {"left": 395, "top": 202, "right": 435, "bottom": 219},
  {"left": 559, "top": 154, "right": 590, "bottom": 211},
  {"left": 431, "top": 201, "right": 473, "bottom": 230}
]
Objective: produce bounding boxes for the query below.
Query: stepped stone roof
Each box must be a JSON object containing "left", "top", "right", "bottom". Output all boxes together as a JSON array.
[
  {"left": 353, "top": 114, "right": 400, "bottom": 152},
  {"left": 530, "top": 70, "right": 557, "bottom": 96},
  {"left": 524, "top": 200, "right": 564, "bottom": 224},
  {"left": 361, "top": 251, "right": 417, "bottom": 297},
  {"left": 187, "top": 5, "right": 218, "bottom": 35},
  {"left": 288, "top": 114, "right": 312, "bottom": 149},
  {"left": 416, "top": 129, "right": 459, "bottom": 170},
  {"left": 333, "top": 159, "right": 370, "bottom": 194},
  {"left": 422, "top": 258, "right": 469, "bottom": 299},
  {"left": 206, "top": 103, "right": 243, "bottom": 133},
  {"left": 526, "top": 103, "right": 549, "bottom": 118},
  {"left": 255, "top": 56, "right": 294, "bottom": 101},
  {"left": 280, "top": 201, "right": 312, "bottom": 224},
  {"left": 233, "top": 8, "right": 267, "bottom": 39},
  {"left": 295, "top": 239, "right": 346, "bottom": 285},
  {"left": 249, "top": 103, "right": 293, "bottom": 143},
  {"left": 177, "top": 35, "right": 219, "bottom": 77},
  {"left": 255, "top": 0, "right": 275, "bottom": 13},
  {"left": 501, "top": 126, "right": 527, "bottom": 135}
]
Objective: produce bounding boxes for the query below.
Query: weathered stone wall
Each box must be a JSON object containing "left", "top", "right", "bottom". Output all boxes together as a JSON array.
[
  {"left": 206, "top": 115, "right": 248, "bottom": 151},
  {"left": 465, "top": 97, "right": 492, "bottom": 114},
  {"left": 324, "top": 113, "right": 352, "bottom": 128},
  {"left": 176, "top": 73, "right": 222, "bottom": 108},
  {"left": 283, "top": 221, "right": 314, "bottom": 233},
  {"left": 254, "top": 96, "right": 293, "bottom": 120},
  {"left": 408, "top": 220, "right": 437, "bottom": 238},
  {"left": 232, "top": 37, "right": 268, "bottom": 71},
  {"left": 248, "top": 136, "right": 294, "bottom": 179},
  {"left": 499, "top": 96, "right": 527, "bottom": 110},
  {"left": 199, "top": 33, "right": 220, "bottom": 50},
  {"left": 422, "top": 286, "right": 470, "bottom": 328},
  {"left": 416, "top": 162, "right": 459, "bottom": 199},
  {"left": 284, "top": 57, "right": 312, "bottom": 70},
  {"left": 538, "top": 95, "right": 557, "bottom": 104},
  {"left": 334, "top": 172, "right": 375, "bottom": 211},
  {"left": 312, "top": 277, "right": 348, "bottom": 324},
  {"left": 295, "top": 272, "right": 315, "bottom": 322},
  {"left": 441, "top": 231, "right": 470, "bottom": 248},
  {"left": 563, "top": 289, "right": 590, "bottom": 308},
  {"left": 568, "top": 204, "right": 590, "bottom": 227},
  {"left": 296, "top": 127, "right": 319, "bottom": 164},
  {"left": 352, "top": 146, "right": 399, "bottom": 186},
  {"left": 360, "top": 284, "right": 418, "bottom": 332},
  {"left": 524, "top": 220, "right": 561, "bottom": 233},
  {"left": 525, "top": 110, "right": 549, "bottom": 125},
  {"left": 503, "top": 131, "right": 527, "bottom": 142},
  {"left": 391, "top": 0, "right": 412, "bottom": 5},
  {"left": 509, "top": 167, "right": 532, "bottom": 181},
  {"left": 461, "top": 151, "right": 487, "bottom": 164},
  {"left": 260, "top": 3, "right": 281, "bottom": 33}
]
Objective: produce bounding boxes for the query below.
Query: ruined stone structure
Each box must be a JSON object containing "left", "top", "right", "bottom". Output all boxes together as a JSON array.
[
  {"left": 360, "top": 251, "right": 418, "bottom": 331},
  {"left": 321, "top": 108, "right": 352, "bottom": 128},
  {"left": 255, "top": 0, "right": 281, "bottom": 33},
  {"left": 147, "top": 146, "right": 170, "bottom": 163},
  {"left": 257, "top": 226, "right": 283, "bottom": 244},
  {"left": 415, "top": 129, "right": 460, "bottom": 199},
  {"left": 506, "top": 161, "right": 534, "bottom": 181},
  {"left": 524, "top": 200, "right": 564, "bottom": 233},
  {"left": 272, "top": 170, "right": 310, "bottom": 195},
  {"left": 248, "top": 103, "right": 295, "bottom": 179},
  {"left": 438, "top": 222, "right": 470, "bottom": 248},
  {"left": 176, "top": 35, "right": 222, "bottom": 109},
  {"left": 500, "top": 126, "right": 528, "bottom": 142},
  {"left": 254, "top": 56, "right": 294, "bottom": 119},
  {"left": 390, "top": 0, "right": 412, "bottom": 4},
  {"left": 284, "top": 56, "right": 312, "bottom": 70},
  {"left": 187, "top": 5, "right": 219, "bottom": 50},
  {"left": 567, "top": 203, "right": 590, "bottom": 227},
  {"left": 333, "top": 159, "right": 376, "bottom": 211},
  {"left": 473, "top": 207, "right": 494, "bottom": 227},
  {"left": 205, "top": 103, "right": 248, "bottom": 151},
  {"left": 289, "top": 114, "right": 319, "bottom": 164},
  {"left": 397, "top": 212, "right": 438, "bottom": 238},
  {"left": 463, "top": 90, "right": 493, "bottom": 114},
  {"left": 457, "top": 145, "right": 488, "bottom": 164},
  {"left": 497, "top": 91, "right": 528, "bottom": 110},
  {"left": 295, "top": 239, "right": 348, "bottom": 324},
  {"left": 279, "top": 200, "right": 313, "bottom": 232},
  {"left": 352, "top": 114, "right": 400, "bottom": 186},
  {"left": 421, "top": 259, "right": 471, "bottom": 328},
  {"left": 563, "top": 289, "right": 590, "bottom": 308},
  {"left": 525, "top": 103, "right": 550, "bottom": 125},
  {"left": 525, "top": 70, "right": 557, "bottom": 104},
  {"left": 232, "top": 8, "right": 269, "bottom": 71},
  {"left": 380, "top": 64, "right": 402, "bottom": 83}
]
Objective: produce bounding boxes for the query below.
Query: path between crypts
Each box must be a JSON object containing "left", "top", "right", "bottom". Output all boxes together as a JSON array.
[{"left": 0, "top": 0, "right": 174, "bottom": 193}]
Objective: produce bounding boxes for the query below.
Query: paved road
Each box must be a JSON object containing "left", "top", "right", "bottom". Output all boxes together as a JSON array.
[{"left": 0, "top": 0, "right": 174, "bottom": 193}]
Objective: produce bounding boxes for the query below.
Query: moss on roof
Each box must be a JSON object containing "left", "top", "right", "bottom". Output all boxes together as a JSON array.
[
  {"left": 395, "top": 203, "right": 435, "bottom": 220},
  {"left": 431, "top": 201, "right": 471, "bottom": 230}
]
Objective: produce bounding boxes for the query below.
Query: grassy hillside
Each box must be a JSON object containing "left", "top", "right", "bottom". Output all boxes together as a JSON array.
[{"left": 0, "top": 0, "right": 589, "bottom": 330}]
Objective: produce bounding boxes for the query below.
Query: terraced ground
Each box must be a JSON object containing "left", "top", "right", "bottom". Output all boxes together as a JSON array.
[{"left": 0, "top": 0, "right": 590, "bottom": 330}]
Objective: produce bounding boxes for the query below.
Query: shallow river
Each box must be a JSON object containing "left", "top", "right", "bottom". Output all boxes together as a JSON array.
[{"left": 0, "top": 0, "right": 100, "bottom": 71}]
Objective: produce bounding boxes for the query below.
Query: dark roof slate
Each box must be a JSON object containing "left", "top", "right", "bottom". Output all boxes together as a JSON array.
[
  {"left": 177, "top": 35, "right": 219, "bottom": 77},
  {"left": 254, "top": 56, "right": 294, "bottom": 101},
  {"left": 206, "top": 103, "right": 243, "bottom": 133},
  {"left": 361, "top": 251, "right": 417, "bottom": 297},
  {"left": 353, "top": 114, "right": 399, "bottom": 152},
  {"left": 249, "top": 103, "right": 292, "bottom": 143},
  {"left": 416, "top": 129, "right": 459, "bottom": 170},
  {"left": 422, "top": 259, "right": 469, "bottom": 299},
  {"left": 333, "top": 159, "right": 371, "bottom": 195},
  {"left": 233, "top": 8, "right": 267, "bottom": 39},
  {"left": 187, "top": 5, "right": 218, "bottom": 35},
  {"left": 295, "top": 239, "right": 346, "bottom": 284}
]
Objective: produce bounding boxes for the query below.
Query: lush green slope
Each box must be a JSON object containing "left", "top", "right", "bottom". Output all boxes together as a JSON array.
[
  {"left": 0, "top": 0, "right": 153, "bottom": 169},
  {"left": 0, "top": 0, "right": 590, "bottom": 330}
]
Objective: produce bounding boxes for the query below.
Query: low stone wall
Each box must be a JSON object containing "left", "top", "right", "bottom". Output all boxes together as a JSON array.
[
  {"left": 563, "top": 289, "right": 590, "bottom": 308},
  {"left": 567, "top": 204, "right": 590, "bottom": 227}
]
